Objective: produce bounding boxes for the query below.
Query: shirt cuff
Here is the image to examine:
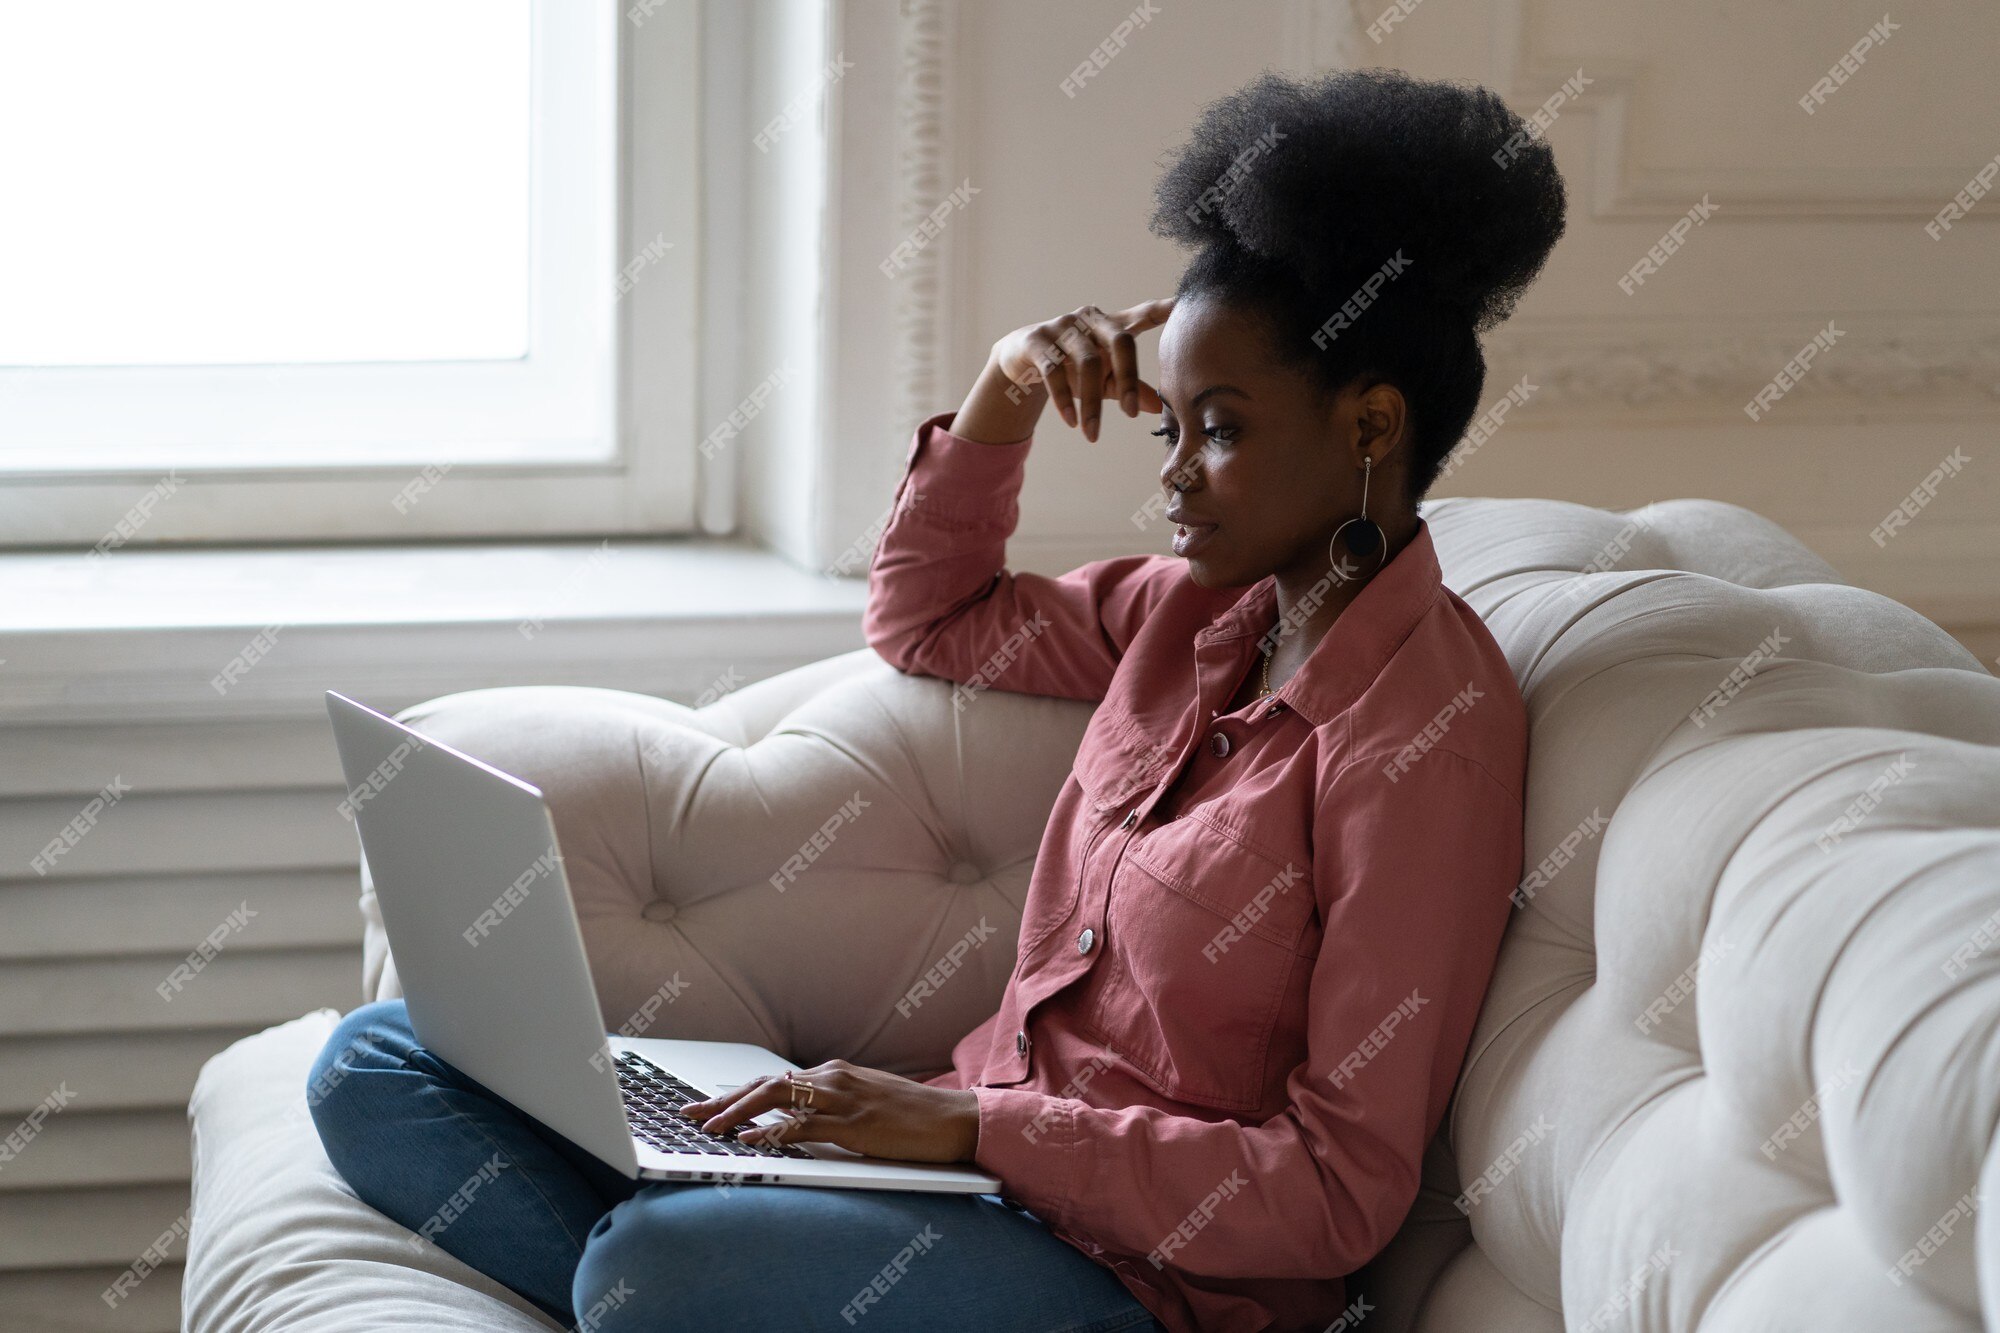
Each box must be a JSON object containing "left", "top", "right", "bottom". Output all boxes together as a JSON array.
[
  {"left": 901, "top": 411, "right": 1033, "bottom": 520},
  {"left": 970, "top": 1085, "right": 1073, "bottom": 1221}
]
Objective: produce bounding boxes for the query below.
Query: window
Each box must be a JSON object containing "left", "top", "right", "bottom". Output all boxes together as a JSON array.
[{"left": 0, "top": 0, "right": 702, "bottom": 543}]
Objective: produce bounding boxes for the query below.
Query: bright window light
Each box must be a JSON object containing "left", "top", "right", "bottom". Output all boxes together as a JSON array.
[{"left": 0, "top": 0, "right": 532, "bottom": 366}]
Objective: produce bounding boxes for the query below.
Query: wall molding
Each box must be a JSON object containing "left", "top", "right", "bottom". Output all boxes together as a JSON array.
[{"left": 1480, "top": 314, "right": 2000, "bottom": 413}]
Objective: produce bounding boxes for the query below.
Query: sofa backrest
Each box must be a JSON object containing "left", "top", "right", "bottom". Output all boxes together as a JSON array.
[{"left": 1362, "top": 496, "right": 2000, "bottom": 1331}]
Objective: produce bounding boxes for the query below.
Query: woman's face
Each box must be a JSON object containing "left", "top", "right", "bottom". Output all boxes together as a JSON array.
[{"left": 1154, "top": 295, "right": 1406, "bottom": 591}]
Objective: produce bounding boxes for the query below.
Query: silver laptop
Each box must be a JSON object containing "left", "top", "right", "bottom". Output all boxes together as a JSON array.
[{"left": 325, "top": 690, "right": 1002, "bottom": 1194}]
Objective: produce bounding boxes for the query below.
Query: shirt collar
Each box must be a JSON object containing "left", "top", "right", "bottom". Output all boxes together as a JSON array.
[{"left": 1194, "top": 517, "right": 1444, "bottom": 727}]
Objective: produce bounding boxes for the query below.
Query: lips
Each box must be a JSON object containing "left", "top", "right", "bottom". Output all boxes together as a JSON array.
[{"left": 1169, "top": 513, "right": 1218, "bottom": 558}]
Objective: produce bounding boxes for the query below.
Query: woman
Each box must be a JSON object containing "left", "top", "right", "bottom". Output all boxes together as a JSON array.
[{"left": 310, "top": 67, "right": 1564, "bottom": 1333}]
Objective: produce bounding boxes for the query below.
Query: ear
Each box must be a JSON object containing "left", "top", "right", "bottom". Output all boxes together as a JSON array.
[{"left": 1350, "top": 381, "right": 1409, "bottom": 466}]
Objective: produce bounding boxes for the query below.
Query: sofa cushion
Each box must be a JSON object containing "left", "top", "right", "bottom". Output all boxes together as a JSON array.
[{"left": 184, "top": 1009, "right": 561, "bottom": 1333}]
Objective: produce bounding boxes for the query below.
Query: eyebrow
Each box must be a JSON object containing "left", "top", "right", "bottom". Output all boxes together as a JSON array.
[{"left": 1163, "top": 385, "right": 1252, "bottom": 412}]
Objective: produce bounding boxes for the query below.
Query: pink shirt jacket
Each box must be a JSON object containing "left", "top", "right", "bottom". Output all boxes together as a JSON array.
[{"left": 863, "top": 411, "right": 1528, "bottom": 1333}]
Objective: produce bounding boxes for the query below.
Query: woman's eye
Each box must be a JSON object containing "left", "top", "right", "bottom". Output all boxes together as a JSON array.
[{"left": 1150, "top": 425, "right": 1235, "bottom": 446}]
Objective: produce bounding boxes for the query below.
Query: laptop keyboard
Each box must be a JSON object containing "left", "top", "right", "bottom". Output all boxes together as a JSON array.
[{"left": 613, "top": 1050, "right": 813, "bottom": 1160}]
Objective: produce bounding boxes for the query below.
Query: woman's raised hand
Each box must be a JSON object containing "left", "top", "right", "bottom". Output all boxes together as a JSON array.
[{"left": 989, "top": 298, "right": 1176, "bottom": 443}]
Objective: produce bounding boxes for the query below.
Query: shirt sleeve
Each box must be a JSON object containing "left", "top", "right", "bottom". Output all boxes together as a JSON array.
[
  {"left": 967, "top": 747, "right": 1524, "bottom": 1279},
  {"left": 861, "top": 410, "right": 1181, "bottom": 705}
]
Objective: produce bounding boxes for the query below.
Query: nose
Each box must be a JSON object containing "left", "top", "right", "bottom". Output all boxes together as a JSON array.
[{"left": 1161, "top": 448, "right": 1200, "bottom": 494}]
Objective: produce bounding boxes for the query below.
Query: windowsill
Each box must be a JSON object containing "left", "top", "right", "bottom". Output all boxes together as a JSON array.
[{"left": 0, "top": 536, "right": 873, "bottom": 725}]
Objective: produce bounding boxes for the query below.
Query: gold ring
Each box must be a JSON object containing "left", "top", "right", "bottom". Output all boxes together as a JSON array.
[{"left": 786, "top": 1072, "right": 816, "bottom": 1111}]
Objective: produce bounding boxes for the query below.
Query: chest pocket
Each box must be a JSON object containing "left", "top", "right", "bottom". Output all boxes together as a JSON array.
[
  {"left": 1071, "top": 713, "right": 1177, "bottom": 814},
  {"left": 1081, "top": 808, "right": 1316, "bottom": 1111}
]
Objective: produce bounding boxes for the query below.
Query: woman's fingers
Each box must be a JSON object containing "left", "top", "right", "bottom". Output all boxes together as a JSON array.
[
  {"left": 1075, "top": 305, "right": 1140, "bottom": 417},
  {"left": 686, "top": 1073, "right": 788, "bottom": 1135},
  {"left": 1118, "top": 296, "right": 1176, "bottom": 335},
  {"left": 1055, "top": 317, "right": 1106, "bottom": 441},
  {"left": 1024, "top": 327, "right": 1075, "bottom": 429}
]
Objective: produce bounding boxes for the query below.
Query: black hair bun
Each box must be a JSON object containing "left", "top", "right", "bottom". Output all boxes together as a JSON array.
[{"left": 1150, "top": 67, "right": 1567, "bottom": 335}]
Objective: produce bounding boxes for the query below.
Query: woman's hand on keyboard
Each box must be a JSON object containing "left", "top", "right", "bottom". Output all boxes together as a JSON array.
[{"left": 681, "top": 1060, "right": 979, "bottom": 1164}]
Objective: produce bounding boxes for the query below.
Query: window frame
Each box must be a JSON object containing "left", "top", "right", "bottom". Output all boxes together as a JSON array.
[{"left": 0, "top": 0, "right": 703, "bottom": 547}]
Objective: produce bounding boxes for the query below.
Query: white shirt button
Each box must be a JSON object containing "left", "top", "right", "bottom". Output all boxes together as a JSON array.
[
  {"left": 1210, "top": 732, "right": 1231, "bottom": 758},
  {"left": 1077, "top": 928, "right": 1095, "bottom": 954}
]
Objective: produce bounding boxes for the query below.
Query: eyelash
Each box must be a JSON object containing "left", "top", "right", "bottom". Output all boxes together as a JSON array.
[{"left": 1150, "top": 425, "right": 1236, "bottom": 447}]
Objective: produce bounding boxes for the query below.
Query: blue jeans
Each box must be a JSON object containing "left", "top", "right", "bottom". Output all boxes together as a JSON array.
[{"left": 308, "top": 1000, "right": 1165, "bottom": 1332}]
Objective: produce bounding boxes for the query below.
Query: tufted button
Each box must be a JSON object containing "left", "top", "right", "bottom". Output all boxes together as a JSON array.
[
  {"left": 1077, "top": 927, "right": 1095, "bottom": 954},
  {"left": 1015, "top": 1029, "right": 1030, "bottom": 1056},
  {"left": 1210, "top": 732, "right": 1231, "bottom": 758},
  {"left": 948, "top": 861, "right": 983, "bottom": 884},
  {"left": 641, "top": 899, "right": 678, "bottom": 923}
]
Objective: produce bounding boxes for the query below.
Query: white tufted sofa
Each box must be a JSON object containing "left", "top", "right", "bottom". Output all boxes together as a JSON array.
[{"left": 183, "top": 496, "right": 2000, "bottom": 1332}]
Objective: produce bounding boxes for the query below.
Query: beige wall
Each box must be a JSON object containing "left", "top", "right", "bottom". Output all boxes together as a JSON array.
[{"left": 910, "top": 0, "right": 1998, "bottom": 664}]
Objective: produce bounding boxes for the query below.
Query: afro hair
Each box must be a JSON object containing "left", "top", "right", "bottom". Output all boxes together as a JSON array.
[{"left": 1149, "top": 67, "right": 1568, "bottom": 502}]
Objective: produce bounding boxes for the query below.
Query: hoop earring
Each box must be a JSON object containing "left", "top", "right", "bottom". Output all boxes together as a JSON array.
[{"left": 1328, "top": 456, "right": 1386, "bottom": 571}]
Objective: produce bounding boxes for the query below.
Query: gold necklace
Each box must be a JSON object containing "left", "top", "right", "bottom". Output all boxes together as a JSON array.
[{"left": 1259, "top": 645, "right": 1274, "bottom": 698}]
